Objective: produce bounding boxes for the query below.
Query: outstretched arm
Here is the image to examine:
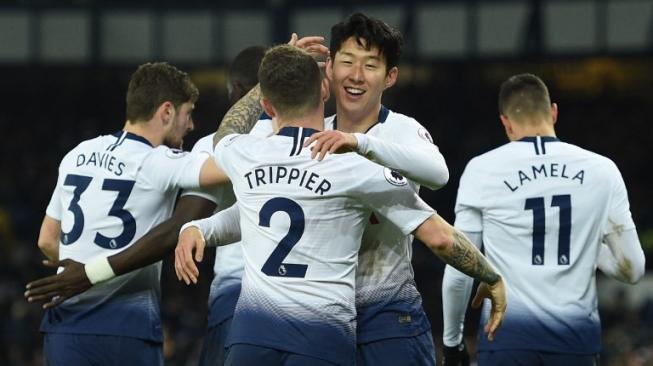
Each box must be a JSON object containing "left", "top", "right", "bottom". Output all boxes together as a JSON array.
[
  {"left": 213, "top": 34, "right": 329, "bottom": 147},
  {"left": 25, "top": 195, "right": 216, "bottom": 308},
  {"left": 304, "top": 128, "right": 448, "bottom": 190},
  {"left": 213, "top": 85, "right": 264, "bottom": 147},
  {"left": 175, "top": 204, "right": 242, "bottom": 284},
  {"left": 414, "top": 215, "right": 506, "bottom": 341}
]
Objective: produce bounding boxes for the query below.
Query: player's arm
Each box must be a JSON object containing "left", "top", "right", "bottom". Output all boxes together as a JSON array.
[
  {"left": 597, "top": 229, "right": 645, "bottom": 284},
  {"left": 175, "top": 203, "right": 242, "bottom": 285},
  {"left": 304, "top": 125, "right": 449, "bottom": 190},
  {"left": 414, "top": 215, "right": 505, "bottom": 341},
  {"left": 25, "top": 195, "right": 217, "bottom": 308},
  {"left": 212, "top": 34, "right": 329, "bottom": 147},
  {"left": 596, "top": 162, "right": 646, "bottom": 284},
  {"left": 440, "top": 228, "right": 481, "bottom": 366},
  {"left": 37, "top": 215, "right": 61, "bottom": 262}
]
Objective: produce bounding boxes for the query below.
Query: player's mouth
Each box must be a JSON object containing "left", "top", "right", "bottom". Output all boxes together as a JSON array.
[{"left": 344, "top": 87, "right": 365, "bottom": 98}]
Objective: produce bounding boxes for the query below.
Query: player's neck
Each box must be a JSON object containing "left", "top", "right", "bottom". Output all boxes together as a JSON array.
[
  {"left": 276, "top": 108, "right": 324, "bottom": 132},
  {"left": 335, "top": 104, "right": 382, "bottom": 133},
  {"left": 510, "top": 123, "right": 556, "bottom": 141},
  {"left": 123, "top": 120, "right": 163, "bottom": 147}
]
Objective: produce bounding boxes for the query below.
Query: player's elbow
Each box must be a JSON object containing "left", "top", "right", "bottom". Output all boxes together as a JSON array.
[
  {"left": 422, "top": 161, "right": 450, "bottom": 191},
  {"left": 625, "top": 255, "right": 646, "bottom": 284},
  {"left": 416, "top": 215, "right": 455, "bottom": 254},
  {"left": 37, "top": 239, "right": 58, "bottom": 260}
]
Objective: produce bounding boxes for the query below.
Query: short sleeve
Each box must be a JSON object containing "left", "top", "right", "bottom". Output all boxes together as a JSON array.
[
  {"left": 140, "top": 146, "right": 209, "bottom": 192},
  {"left": 454, "top": 159, "right": 484, "bottom": 232},
  {"left": 181, "top": 134, "right": 223, "bottom": 204},
  {"left": 353, "top": 161, "right": 434, "bottom": 235},
  {"left": 602, "top": 161, "right": 636, "bottom": 235}
]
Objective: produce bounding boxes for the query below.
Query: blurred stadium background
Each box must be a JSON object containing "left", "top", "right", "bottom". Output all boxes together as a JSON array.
[{"left": 1, "top": 0, "right": 652, "bottom": 365}]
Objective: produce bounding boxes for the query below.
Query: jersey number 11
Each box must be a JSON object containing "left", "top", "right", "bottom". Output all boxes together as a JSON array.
[{"left": 524, "top": 194, "right": 571, "bottom": 266}]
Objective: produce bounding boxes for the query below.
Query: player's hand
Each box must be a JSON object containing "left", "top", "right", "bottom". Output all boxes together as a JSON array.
[
  {"left": 303, "top": 130, "right": 358, "bottom": 161},
  {"left": 472, "top": 277, "right": 507, "bottom": 341},
  {"left": 175, "top": 226, "right": 206, "bottom": 285},
  {"left": 442, "top": 342, "right": 470, "bottom": 366},
  {"left": 24, "top": 259, "right": 91, "bottom": 309},
  {"left": 287, "top": 33, "right": 329, "bottom": 67}
]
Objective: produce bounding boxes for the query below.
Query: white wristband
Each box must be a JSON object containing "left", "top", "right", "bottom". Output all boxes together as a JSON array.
[{"left": 84, "top": 256, "right": 116, "bottom": 285}]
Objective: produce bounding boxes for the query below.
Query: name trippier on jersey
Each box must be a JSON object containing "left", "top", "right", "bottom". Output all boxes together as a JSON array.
[
  {"left": 244, "top": 165, "right": 332, "bottom": 195},
  {"left": 503, "top": 162, "right": 585, "bottom": 192},
  {"left": 76, "top": 151, "right": 126, "bottom": 176}
]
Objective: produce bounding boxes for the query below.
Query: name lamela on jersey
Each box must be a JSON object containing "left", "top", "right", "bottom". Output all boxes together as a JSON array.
[
  {"left": 503, "top": 162, "right": 584, "bottom": 192},
  {"left": 76, "top": 151, "right": 126, "bottom": 176},
  {"left": 244, "top": 165, "right": 332, "bottom": 195}
]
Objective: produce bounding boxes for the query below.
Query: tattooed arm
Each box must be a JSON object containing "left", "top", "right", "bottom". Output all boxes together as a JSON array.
[
  {"left": 213, "top": 85, "right": 263, "bottom": 147},
  {"left": 414, "top": 214, "right": 506, "bottom": 341}
]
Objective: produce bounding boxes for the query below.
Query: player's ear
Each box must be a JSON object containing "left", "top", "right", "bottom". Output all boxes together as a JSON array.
[
  {"left": 325, "top": 57, "right": 334, "bottom": 81},
  {"left": 320, "top": 78, "right": 330, "bottom": 103},
  {"left": 500, "top": 114, "right": 513, "bottom": 138},
  {"left": 260, "top": 98, "right": 276, "bottom": 119},
  {"left": 550, "top": 103, "right": 558, "bottom": 125},
  {"left": 384, "top": 66, "right": 398, "bottom": 90},
  {"left": 158, "top": 101, "right": 175, "bottom": 125}
]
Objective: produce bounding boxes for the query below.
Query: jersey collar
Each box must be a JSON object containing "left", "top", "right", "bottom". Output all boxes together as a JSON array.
[
  {"left": 518, "top": 136, "right": 559, "bottom": 143},
  {"left": 277, "top": 126, "right": 320, "bottom": 138},
  {"left": 333, "top": 104, "right": 390, "bottom": 133},
  {"left": 112, "top": 131, "right": 153, "bottom": 147}
]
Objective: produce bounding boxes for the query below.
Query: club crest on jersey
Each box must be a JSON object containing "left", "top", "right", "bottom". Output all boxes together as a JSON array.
[
  {"left": 384, "top": 168, "right": 407, "bottom": 186},
  {"left": 418, "top": 127, "right": 433, "bottom": 144},
  {"left": 165, "top": 148, "right": 187, "bottom": 159}
]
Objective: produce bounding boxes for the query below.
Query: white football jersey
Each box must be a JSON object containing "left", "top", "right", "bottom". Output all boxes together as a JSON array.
[
  {"left": 214, "top": 126, "right": 433, "bottom": 365},
  {"left": 42, "top": 131, "right": 208, "bottom": 341},
  {"left": 326, "top": 106, "right": 436, "bottom": 342},
  {"left": 180, "top": 120, "right": 273, "bottom": 327},
  {"left": 455, "top": 136, "right": 636, "bottom": 353}
]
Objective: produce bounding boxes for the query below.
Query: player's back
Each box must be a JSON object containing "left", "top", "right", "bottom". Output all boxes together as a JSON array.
[
  {"left": 457, "top": 136, "right": 629, "bottom": 353},
  {"left": 215, "top": 126, "right": 431, "bottom": 365},
  {"left": 42, "top": 131, "right": 205, "bottom": 342}
]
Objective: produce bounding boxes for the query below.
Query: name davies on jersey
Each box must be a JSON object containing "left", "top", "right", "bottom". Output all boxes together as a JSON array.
[
  {"left": 76, "top": 151, "right": 126, "bottom": 176},
  {"left": 244, "top": 165, "right": 331, "bottom": 195},
  {"left": 503, "top": 162, "right": 584, "bottom": 192}
]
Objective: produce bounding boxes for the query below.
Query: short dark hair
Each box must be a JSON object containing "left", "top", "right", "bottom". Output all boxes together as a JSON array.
[
  {"left": 229, "top": 46, "right": 266, "bottom": 91},
  {"left": 126, "top": 62, "right": 199, "bottom": 123},
  {"left": 330, "top": 12, "right": 403, "bottom": 72},
  {"left": 498, "top": 73, "right": 552, "bottom": 121},
  {"left": 258, "top": 45, "right": 321, "bottom": 119}
]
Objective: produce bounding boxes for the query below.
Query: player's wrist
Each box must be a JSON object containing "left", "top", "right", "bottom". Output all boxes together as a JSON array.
[
  {"left": 84, "top": 256, "right": 116, "bottom": 285},
  {"left": 353, "top": 133, "right": 368, "bottom": 154},
  {"left": 179, "top": 221, "right": 210, "bottom": 246}
]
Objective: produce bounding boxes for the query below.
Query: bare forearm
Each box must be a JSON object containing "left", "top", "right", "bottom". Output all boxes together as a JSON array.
[
  {"left": 213, "top": 84, "right": 263, "bottom": 146},
  {"left": 109, "top": 197, "right": 216, "bottom": 275},
  {"left": 444, "top": 230, "right": 500, "bottom": 285}
]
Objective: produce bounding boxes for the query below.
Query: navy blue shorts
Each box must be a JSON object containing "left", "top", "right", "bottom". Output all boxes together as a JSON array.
[
  {"left": 198, "top": 317, "right": 233, "bottom": 366},
  {"left": 225, "top": 343, "right": 338, "bottom": 366},
  {"left": 356, "top": 331, "right": 436, "bottom": 366},
  {"left": 478, "top": 350, "right": 599, "bottom": 366},
  {"left": 44, "top": 333, "right": 163, "bottom": 366}
]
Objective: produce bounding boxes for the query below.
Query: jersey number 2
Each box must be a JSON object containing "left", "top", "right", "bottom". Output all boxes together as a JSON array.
[
  {"left": 524, "top": 194, "right": 571, "bottom": 265},
  {"left": 61, "top": 174, "right": 136, "bottom": 249},
  {"left": 258, "top": 197, "right": 307, "bottom": 278}
]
